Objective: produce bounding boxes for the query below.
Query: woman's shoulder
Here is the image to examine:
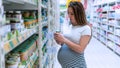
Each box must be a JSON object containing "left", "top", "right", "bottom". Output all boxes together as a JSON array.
[
  {"left": 77, "top": 25, "right": 91, "bottom": 30},
  {"left": 72, "top": 25, "right": 91, "bottom": 31},
  {"left": 83, "top": 25, "right": 91, "bottom": 29},
  {"left": 76, "top": 25, "right": 91, "bottom": 33}
]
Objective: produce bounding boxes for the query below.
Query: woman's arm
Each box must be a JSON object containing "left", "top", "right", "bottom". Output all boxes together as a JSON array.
[
  {"left": 64, "top": 35, "right": 91, "bottom": 53},
  {"left": 54, "top": 33, "right": 91, "bottom": 53}
]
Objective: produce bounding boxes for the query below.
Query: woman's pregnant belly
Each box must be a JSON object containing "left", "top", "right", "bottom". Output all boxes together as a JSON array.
[{"left": 57, "top": 44, "right": 86, "bottom": 67}]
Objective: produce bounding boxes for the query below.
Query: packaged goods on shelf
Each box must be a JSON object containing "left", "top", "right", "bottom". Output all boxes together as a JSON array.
[
  {"left": 115, "top": 36, "right": 120, "bottom": 44},
  {"left": 103, "top": 4, "right": 109, "bottom": 11},
  {"left": 100, "top": 35, "right": 106, "bottom": 43},
  {"left": 108, "top": 12, "right": 115, "bottom": 18},
  {"left": 42, "top": 0, "right": 48, "bottom": 6},
  {"left": 0, "top": 25, "right": 11, "bottom": 42},
  {"left": 6, "top": 60, "right": 19, "bottom": 68},
  {"left": 108, "top": 26, "right": 114, "bottom": 32},
  {"left": 6, "top": 11, "right": 22, "bottom": 20},
  {"left": 107, "top": 40, "right": 114, "bottom": 48},
  {"left": 42, "top": 26, "right": 48, "bottom": 40},
  {"left": 116, "top": 20, "right": 120, "bottom": 26},
  {"left": 22, "top": 11, "right": 38, "bottom": 28},
  {"left": 109, "top": 19, "right": 116, "bottom": 25},
  {"left": 24, "top": 19, "right": 38, "bottom": 28},
  {"left": 5, "top": 53, "right": 20, "bottom": 68},
  {"left": 5, "top": 34, "right": 39, "bottom": 68},
  {"left": 5, "top": 11, "right": 25, "bottom": 34},
  {"left": 101, "top": 24, "right": 108, "bottom": 29},
  {"left": 115, "top": 28, "right": 120, "bottom": 36},
  {"left": 23, "top": 11, "right": 37, "bottom": 19},
  {"left": 93, "top": 0, "right": 120, "bottom": 54},
  {"left": 0, "top": 0, "right": 59, "bottom": 68},
  {"left": 116, "top": 9, "right": 120, "bottom": 19}
]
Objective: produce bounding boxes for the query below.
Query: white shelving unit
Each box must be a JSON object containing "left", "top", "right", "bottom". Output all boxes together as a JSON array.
[
  {"left": 0, "top": 0, "right": 60, "bottom": 68},
  {"left": 91, "top": 0, "right": 120, "bottom": 56},
  {"left": 0, "top": 0, "right": 39, "bottom": 68},
  {"left": 41, "top": 0, "right": 60, "bottom": 68}
]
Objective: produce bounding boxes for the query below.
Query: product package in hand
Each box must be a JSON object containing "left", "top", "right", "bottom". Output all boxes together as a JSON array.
[{"left": 54, "top": 30, "right": 62, "bottom": 45}]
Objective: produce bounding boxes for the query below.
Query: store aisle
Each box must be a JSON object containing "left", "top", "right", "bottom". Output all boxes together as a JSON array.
[
  {"left": 85, "top": 37, "right": 120, "bottom": 68},
  {"left": 53, "top": 37, "right": 120, "bottom": 68}
]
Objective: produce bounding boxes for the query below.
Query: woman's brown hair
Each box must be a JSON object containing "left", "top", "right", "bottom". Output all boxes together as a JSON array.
[{"left": 68, "top": 1, "right": 87, "bottom": 26}]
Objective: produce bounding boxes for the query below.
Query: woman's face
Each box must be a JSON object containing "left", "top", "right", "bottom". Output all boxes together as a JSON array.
[{"left": 68, "top": 7, "right": 77, "bottom": 25}]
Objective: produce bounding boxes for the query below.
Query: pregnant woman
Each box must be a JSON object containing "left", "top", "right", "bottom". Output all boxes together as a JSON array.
[{"left": 54, "top": 1, "right": 92, "bottom": 68}]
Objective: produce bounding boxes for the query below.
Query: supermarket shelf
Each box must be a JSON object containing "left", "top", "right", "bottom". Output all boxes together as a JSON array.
[
  {"left": 42, "top": 38, "right": 48, "bottom": 48},
  {"left": 115, "top": 41, "right": 120, "bottom": 46},
  {"left": 93, "top": 33, "right": 120, "bottom": 56},
  {"left": 106, "top": 23, "right": 113, "bottom": 26},
  {"left": 3, "top": 0, "right": 38, "bottom": 10},
  {"left": 98, "top": 37, "right": 106, "bottom": 45},
  {"left": 91, "top": 0, "right": 120, "bottom": 57},
  {"left": 3, "top": 0, "right": 37, "bottom": 5},
  {"left": 115, "top": 26, "right": 120, "bottom": 28},
  {"left": 105, "top": 44, "right": 120, "bottom": 57},
  {"left": 107, "top": 37, "right": 115, "bottom": 43},
  {"left": 93, "top": 35, "right": 106, "bottom": 45},
  {"left": 2, "top": 27, "right": 37, "bottom": 54},
  {"left": 107, "top": 30, "right": 114, "bottom": 34},
  {"left": 115, "top": 34, "right": 120, "bottom": 37},
  {"left": 41, "top": 4, "right": 47, "bottom": 9},
  {"left": 42, "top": 53, "right": 48, "bottom": 67},
  {"left": 25, "top": 49, "right": 38, "bottom": 68},
  {"left": 100, "top": 33, "right": 107, "bottom": 39},
  {"left": 93, "top": 35, "right": 120, "bottom": 57},
  {"left": 42, "top": 21, "right": 48, "bottom": 27},
  {"left": 43, "top": 54, "right": 50, "bottom": 68},
  {"left": 6, "top": 18, "right": 23, "bottom": 21},
  {"left": 19, "top": 49, "right": 39, "bottom": 68}
]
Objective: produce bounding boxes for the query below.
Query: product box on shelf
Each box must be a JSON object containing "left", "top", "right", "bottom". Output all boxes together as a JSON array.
[
  {"left": 107, "top": 40, "right": 115, "bottom": 49},
  {"left": 115, "top": 28, "right": 120, "bottom": 36},
  {"left": 8, "top": 34, "right": 38, "bottom": 61},
  {"left": 0, "top": 25, "right": 11, "bottom": 42}
]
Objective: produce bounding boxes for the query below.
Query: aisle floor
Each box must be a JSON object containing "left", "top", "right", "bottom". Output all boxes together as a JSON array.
[
  {"left": 54, "top": 37, "right": 120, "bottom": 68},
  {"left": 85, "top": 37, "right": 120, "bottom": 68}
]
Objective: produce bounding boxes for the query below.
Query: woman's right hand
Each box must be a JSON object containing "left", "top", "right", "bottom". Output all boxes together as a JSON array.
[{"left": 54, "top": 33, "right": 62, "bottom": 45}]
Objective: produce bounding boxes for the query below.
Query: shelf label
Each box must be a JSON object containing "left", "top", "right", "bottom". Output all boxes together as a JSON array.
[
  {"left": 16, "top": 38, "right": 20, "bottom": 43},
  {"left": 4, "top": 43, "right": 11, "bottom": 53},
  {"left": 12, "top": 38, "right": 18, "bottom": 47},
  {"left": 24, "top": 33, "right": 27, "bottom": 39},
  {"left": 9, "top": 41, "right": 14, "bottom": 49},
  {"left": 18, "top": 36, "right": 23, "bottom": 42}
]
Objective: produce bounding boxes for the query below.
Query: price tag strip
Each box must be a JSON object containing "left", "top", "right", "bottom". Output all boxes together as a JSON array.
[{"left": 3, "top": 28, "right": 36, "bottom": 54}]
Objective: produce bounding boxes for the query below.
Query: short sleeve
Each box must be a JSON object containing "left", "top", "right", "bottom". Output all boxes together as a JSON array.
[{"left": 81, "top": 25, "right": 91, "bottom": 36}]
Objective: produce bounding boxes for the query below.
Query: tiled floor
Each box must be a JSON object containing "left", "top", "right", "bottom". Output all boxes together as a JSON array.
[{"left": 53, "top": 37, "right": 120, "bottom": 68}]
